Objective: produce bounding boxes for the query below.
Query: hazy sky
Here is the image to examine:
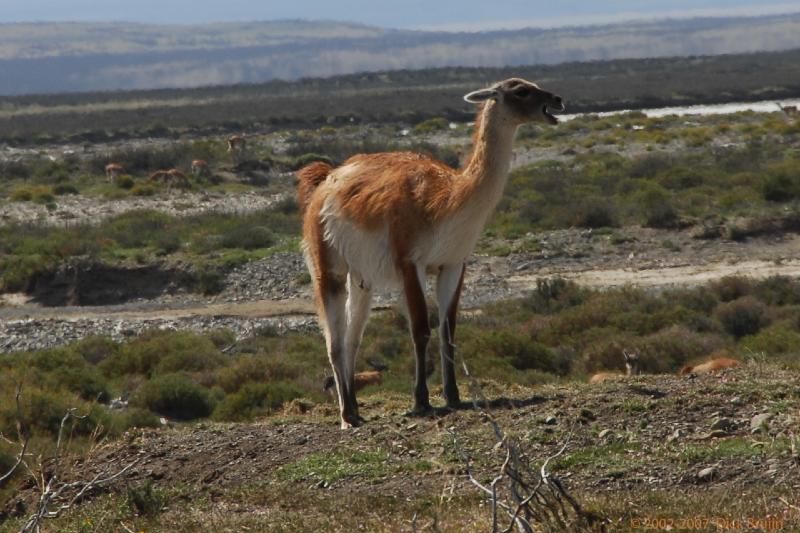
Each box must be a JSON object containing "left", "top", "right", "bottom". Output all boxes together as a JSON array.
[{"left": 2, "top": 0, "right": 800, "bottom": 29}]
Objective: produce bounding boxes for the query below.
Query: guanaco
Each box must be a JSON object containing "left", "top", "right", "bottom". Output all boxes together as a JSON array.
[
  {"left": 298, "top": 78, "right": 564, "bottom": 428},
  {"left": 589, "top": 350, "right": 641, "bottom": 384}
]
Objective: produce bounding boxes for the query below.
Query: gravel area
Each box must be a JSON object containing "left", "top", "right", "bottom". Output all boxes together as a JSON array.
[{"left": 0, "top": 190, "right": 287, "bottom": 227}]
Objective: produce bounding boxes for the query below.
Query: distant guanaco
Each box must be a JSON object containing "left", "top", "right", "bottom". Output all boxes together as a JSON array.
[
  {"left": 679, "top": 357, "right": 739, "bottom": 376},
  {"left": 227, "top": 134, "right": 247, "bottom": 165},
  {"left": 324, "top": 370, "right": 383, "bottom": 395},
  {"left": 149, "top": 168, "right": 189, "bottom": 189},
  {"left": 191, "top": 159, "right": 210, "bottom": 178},
  {"left": 589, "top": 350, "right": 641, "bottom": 384},
  {"left": 105, "top": 163, "right": 124, "bottom": 181}
]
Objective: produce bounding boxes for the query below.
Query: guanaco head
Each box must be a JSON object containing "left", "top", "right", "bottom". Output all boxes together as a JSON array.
[
  {"left": 622, "top": 349, "right": 641, "bottom": 377},
  {"left": 463, "top": 78, "right": 565, "bottom": 125}
]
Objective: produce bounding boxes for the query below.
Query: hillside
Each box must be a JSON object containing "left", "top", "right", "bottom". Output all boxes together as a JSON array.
[
  {"left": 3, "top": 48, "right": 800, "bottom": 144},
  {"left": 1, "top": 14, "right": 800, "bottom": 94},
  {"left": 4, "top": 365, "right": 799, "bottom": 531}
]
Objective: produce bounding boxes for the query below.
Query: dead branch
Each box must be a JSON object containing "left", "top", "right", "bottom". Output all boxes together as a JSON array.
[
  {"left": 0, "top": 384, "right": 29, "bottom": 485},
  {"left": 442, "top": 318, "right": 606, "bottom": 533},
  {"left": 19, "top": 408, "right": 141, "bottom": 533}
]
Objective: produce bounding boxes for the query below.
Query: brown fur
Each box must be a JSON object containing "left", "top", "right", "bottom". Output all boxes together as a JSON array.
[
  {"left": 324, "top": 370, "right": 382, "bottom": 393},
  {"left": 149, "top": 168, "right": 189, "bottom": 187},
  {"left": 589, "top": 350, "right": 641, "bottom": 384},
  {"left": 105, "top": 163, "right": 124, "bottom": 181},
  {"left": 191, "top": 159, "right": 210, "bottom": 177},
  {"left": 297, "top": 161, "right": 333, "bottom": 213},
  {"left": 299, "top": 78, "right": 564, "bottom": 427},
  {"left": 680, "top": 357, "right": 739, "bottom": 375}
]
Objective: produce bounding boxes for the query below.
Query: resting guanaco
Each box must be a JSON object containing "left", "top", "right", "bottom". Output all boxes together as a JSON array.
[
  {"left": 679, "top": 357, "right": 739, "bottom": 376},
  {"left": 589, "top": 350, "right": 641, "bottom": 384},
  {"left": 324, "top": 370, "right": 382, "bottom": 394}
]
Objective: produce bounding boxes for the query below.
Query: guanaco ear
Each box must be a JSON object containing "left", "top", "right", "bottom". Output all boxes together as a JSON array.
[{"left": 463, "top": 87, "right": 498, "bottom": 104}]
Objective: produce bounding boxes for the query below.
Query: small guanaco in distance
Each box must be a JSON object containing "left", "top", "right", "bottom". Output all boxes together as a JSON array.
[
  {"left": 324, "top": 359, "right": 387, "bottom": 397},
  {"left": 324, "top": 371, "right": 383, "bottom": 395},
  {"left": 227, "top": 134, "right": 247, "bottom": 165},
  {"left": 105, "top": 163, "right": 124, "bottom": 182},
  {"left": 588, "top": 350, "right": 641, "bottom": 384},
  {"left": 191, "top": 159, "right": 210, "bottom": 179},
  {"left": 149, "top": 168, "right": 189, "bottom": 190},
  {"left": 679, "top": 357, "right": 739, "bottom": 376}
]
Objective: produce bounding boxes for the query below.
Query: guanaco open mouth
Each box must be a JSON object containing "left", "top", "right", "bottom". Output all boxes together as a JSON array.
[{"left": 543, "top": 100, "right": 565, "bottom": 124}]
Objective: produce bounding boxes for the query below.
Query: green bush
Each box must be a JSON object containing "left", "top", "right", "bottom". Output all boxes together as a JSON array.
[
  {"left": 714, "top": 296, "right": 771, "bottom": 338},
  {"left": 195, "top": 266, "right": 225, "bottom": 295},
  {"left": 101, "top": 330, "right": 225, "bottom": 378},
  {"left": 131, "top": 183, "right": 156, "bottom": 196},
  {"left": 53, "top": 183, "right": 79, "bottom": 195},
  {"left": 72, "top": 336, "right": 120, "bottom": 365},
  {"left": 572, "top": 196, "right": 617, "bottom": 228},
  {"left": 740, "top": 320, "right": 800, "bottom": 355},
  {"left": 212, "top": 381, "right": 302, "bottom": 421},
  {"left": 220, "top": 226, "right": 274, "bottom": 250},
  {"left": 30, "top": 348, "right": 109, "bottom": 401},
  {"left": 122, "top": 408, "right": 162, "bottom": 429},
  {"left": 413, "top": 117, "right": 449, "bottom": 135},
  {"left": 761, "top": 161, "right": 800, "bottom": 202},
  {"left": 115, "top": 175, "right": 136, "bottom": 190},
  {"left": 133, "top": 373, "right": 215, "bottom": 420}
]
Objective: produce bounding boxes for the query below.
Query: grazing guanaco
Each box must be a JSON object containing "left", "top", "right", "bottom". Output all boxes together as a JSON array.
[
  {"left": 149, "top": 168, "right": 189, "bottom": 190},
  {"left": 191, "top": 159, "right": 210, "bottom": 179},
  {"left": 679, "top": 357, "right": 739, "bottom": 376},
  {"left": 105, "top": 163, "right": 124, "bottom": 182},
  {"left": 227, "top": 134, "right": 247, "bottom": 165},
  {"left": 589, "top": 350, "right": 641, "bottom": 384},
  {"left": 298, "top": 78, "right": 564, "bottom": 428}
]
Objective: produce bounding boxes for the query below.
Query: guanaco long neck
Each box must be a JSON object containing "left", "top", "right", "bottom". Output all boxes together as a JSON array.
[{"left": 456, "top": 101, "right": 518, "bottom": 214}]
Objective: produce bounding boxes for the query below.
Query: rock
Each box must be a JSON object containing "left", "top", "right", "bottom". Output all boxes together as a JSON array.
[
  {"left": 750, "top": 413, "right": 772, "bottom": 433},
  {"left": 666, "top": 429, "right": 685, "bottom": 443},
  {"left": 710, "top": 418, "right": 734, "bottom": 432},
  {"left": 544, "top": 416, "right": 557, "bottom": 425},
  {"left": 697, "top": 467, "right": 716, "bottom": 482},
  {"left": 580, "top": 409, "right": 596, "bottom": 421}
]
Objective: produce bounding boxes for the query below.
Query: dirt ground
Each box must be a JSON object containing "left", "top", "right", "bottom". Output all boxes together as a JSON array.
[{"left": 5, "top": 364, "right": 799, "bottom": 531}]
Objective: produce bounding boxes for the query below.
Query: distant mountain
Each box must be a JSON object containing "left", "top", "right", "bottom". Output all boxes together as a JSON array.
[{"left": 1, "top": 15, "right": 799, "bottom": 95}]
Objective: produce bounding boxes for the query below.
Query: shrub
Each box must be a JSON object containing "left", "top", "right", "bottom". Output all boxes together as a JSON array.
[
  {"left": 72, "top": 336, "right": 120, "bottom": 365},
  {"left": 639, "top": 325, "right": 727, "bottom": 372},
  {"left": 53, "top": 183, "right": 79, "bottom": 195},
  {"left": 220, "top": 225, "right": 274, "bottom": 250},
  {"left": 212, "top": 381, "right": 302, "bottom": 421},
  {"left": 133, "top": 373, "right": 215, "bottom": 420},
  {"left": 195, "top": 266, "right": 225, "bottom": 295},
  {"left": 130, "top": 183, "right": 156, "bottom": 196},
  {"left": 101, "top": 330, "right": 225, "bottom": 378},
  {"left": 463, "top": 329, "right": 562, "bottom": 374},
  {"left": 115, "top": 175, "right": 135, "bottom": 190},
  {"left": 761, "top": 161, "right": 800, "bottom": 202},
  {"left": 740, "top": 320, "right": 800, "bottom": 355},
  {"left": 122, "top": 408, "right": 162, "bottom": 429},
  {"left": 636, "top": 186, "right": 678, "bottom": 228},
  {"left": 127, "top": 481, "right": 167, "bottom": 517},
  {"left": 714, "top": 296, "right": 771, "bottom": 338},
  {"left": 413, "top": 117, "right": 449, "bottom": 135},
  {"left": 30, "top": 348, "right": 110, "bottom": 401},
  {"left": 571, "top": 196, "right": 617, "bottom": 228}
]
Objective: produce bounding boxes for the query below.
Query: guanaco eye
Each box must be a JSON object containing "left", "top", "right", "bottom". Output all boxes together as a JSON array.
[{"left": 514, "top": 88, "right": 531, "bottom": 98}]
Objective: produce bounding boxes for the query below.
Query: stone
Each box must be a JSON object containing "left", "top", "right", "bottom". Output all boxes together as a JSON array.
[
  {"left": 697, "top": 467, "right": 716, "bottom": 482},
  {"left": 750, "top": 413, "right": 772, "bottom": 433}
]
